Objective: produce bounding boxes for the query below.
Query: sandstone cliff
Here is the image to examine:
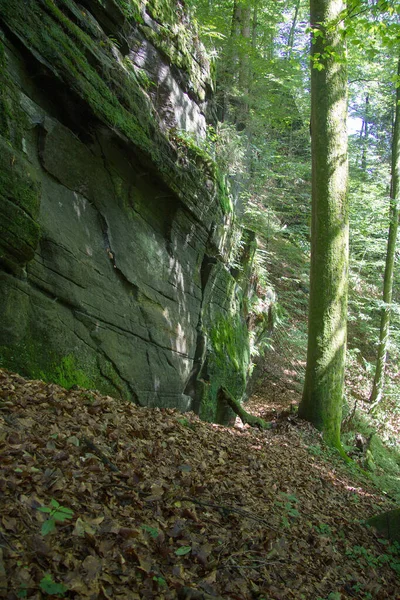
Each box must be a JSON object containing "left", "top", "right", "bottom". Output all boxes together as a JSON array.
[{"left": 0, "top": 0, "right": 259, "bottom": 421}]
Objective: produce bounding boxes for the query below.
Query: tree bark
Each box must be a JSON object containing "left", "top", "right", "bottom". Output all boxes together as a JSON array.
[
  {"left": 298, "top": 0, "right": 349, "bottom": 450},
  {"left": 369, "top": 58, "right": 400, "bottom": 411}
]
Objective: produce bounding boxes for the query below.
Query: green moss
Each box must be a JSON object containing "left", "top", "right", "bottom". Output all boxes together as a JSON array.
[
  {"left": 0, "top": 0, "right": 224, "bottom": 224},
  {"left": 199, "top": 378, "right": 220, "bottom": 422},
  {"left": 0, "top": 138, "right": 41, "bottom": 218},
  {"left": 0, "top": 137, "right": 41, "bottom": 269},
  {"left": 0, "top": 39, "right": 10, "bottom": 139},
  {"left": 33, "top": 355, "right": 95, "bottom": 390},
  {"left": 0, "top": 199, "right": 40, "bottom": 267},
  {"left": 114, "top": 0, "right": 142, "bottom": 22},
  {"left": 171, "top": 130, "right": 232, "bottom": 215},
  {"left": 0, "top": 334, "right": 90, "bottom": 389},
  {"left": 210, "top": 314, "right": 249, "bottom": 381},
  {"left": 0, "top": 38, "right": 28, "bottom": 148},
  {"left": 215, "top": 169, "right": 232, "bottom": 214},
  {"left": 51, "top": 354, "right": 94, "bottom": 389},
  {"left": 147, "top": 0, "right": 175, "bottom": 24},
  {"left": 199, "top": 311, "right": 250, "bottom": 424}
]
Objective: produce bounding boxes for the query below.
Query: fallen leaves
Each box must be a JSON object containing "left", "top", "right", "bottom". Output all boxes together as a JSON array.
[{"left": 0, "top": 368, "right": 398, "bottom": 599}]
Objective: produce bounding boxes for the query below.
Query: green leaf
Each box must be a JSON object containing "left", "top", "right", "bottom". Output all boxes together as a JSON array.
[
  {"left": 50, "top": 499, "right": 60, "bottom": 509},
  {"left": 53, "top": 507, "right": 74, "bottom": 522},
  {"left": 286, "top": 494, "right": 298, "bottom": 503},
  {"left": 17, "top": 585, "right": 28, "bottom": 598},
  {"left": 39, "top": 574, "right": 68, "bottom": 596},
  {"left": 37, "top": 506, "right": 52, "bottom": 514},
  {"left": 175, "top": 546, "right": 192, "bottom": 556},
  {"left": 153, "top": 576, "right": 167, "bottom": 588},
  {"left": 41, "top": 519, "right": 56, "bottom": 536},
  {"left": 141, "top": 524, "right": 159, "bottom": 539}
]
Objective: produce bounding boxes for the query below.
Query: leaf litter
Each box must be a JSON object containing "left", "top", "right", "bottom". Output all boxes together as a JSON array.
[{"left": 0, "top": 369, "right": 398, "bottom": 599}]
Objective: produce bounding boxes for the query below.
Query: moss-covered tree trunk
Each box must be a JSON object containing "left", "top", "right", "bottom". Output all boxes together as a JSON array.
[
  {"left": 369, "top": 58, "right": 400, "bottom": 411},
  {"left": 298, "top": 0, "right": 348, "bottom": 449}
]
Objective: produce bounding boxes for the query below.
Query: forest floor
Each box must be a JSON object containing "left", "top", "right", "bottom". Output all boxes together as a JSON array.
[{"left": 1, "top": 368, "right": 399, "bottom": 600}]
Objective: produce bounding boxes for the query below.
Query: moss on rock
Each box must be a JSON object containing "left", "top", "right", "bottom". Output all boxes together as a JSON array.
[
  {"left": 0, "top": 0, "right": 220, "bottom": 222},
  {"left": 0, "top": 137, "right": 41, "bottom": 270},
  {"left": 0, "top": 0, "right": 254, "bottom": 420}
]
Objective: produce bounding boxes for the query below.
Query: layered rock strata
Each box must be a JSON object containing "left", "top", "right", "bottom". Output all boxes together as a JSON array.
[{"left": 0, "top": 0, "right": 257, "bottom": 420}]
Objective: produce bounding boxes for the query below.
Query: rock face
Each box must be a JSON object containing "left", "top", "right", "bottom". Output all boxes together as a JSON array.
[{"left": 0, "top": 0, "right": 258, "bottom": 420}]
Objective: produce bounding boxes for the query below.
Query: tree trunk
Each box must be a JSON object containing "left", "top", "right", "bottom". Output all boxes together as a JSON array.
[
  {"left": 235, "top": 1, "right": 252, "bottom": 132},
  {"left": 286, "top": 0, "right": 300, "bottom": 59},
  {"left": 219, "top": 0, "right": 252, "bottom": 126},
  {"left": 298, "top": 0, "right": 349, "bottom": 450},
  {"left": 369, "top": 58, "right": 400, "bottom": 411},
  {"left": 361, "top": 93, "right": 369, "bottom": 171}
]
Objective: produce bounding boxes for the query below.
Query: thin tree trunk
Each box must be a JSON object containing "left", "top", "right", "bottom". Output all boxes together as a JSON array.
[
  {"left": 298, "top": 0, "right": 349, "bottom": 450},
  {"left": 286, "top": 0, "right": 300, "bottom": 59},
  {"left": 231, "top": 0, "right": 242, "bottom": 74},
  {"left": 249, "top": 3, "right": 258, "bottom": 175},
  {"left": 369, "top": 58, "right": 400, "bottom": 411},
  {"left": 236, "top": 2, "right": 251, "bottom": 131},
  {"left": 218, "top": 0, "right": 242, "bottom": 122},
  {"left": 361, "top": 93, "right": 369, "bottom": 171}
]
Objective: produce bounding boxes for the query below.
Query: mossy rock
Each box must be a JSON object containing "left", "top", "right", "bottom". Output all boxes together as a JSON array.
[
  {"left": 0, "top": 137, "right": 41, "bottom": 270},
  {"left": 367, "top": 508, "right": 400, "bottom": 542}
]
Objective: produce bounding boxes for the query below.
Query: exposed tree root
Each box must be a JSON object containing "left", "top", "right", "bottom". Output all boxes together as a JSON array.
[{"left": 219, "top": 386, "right": 273, "bottom": 430}]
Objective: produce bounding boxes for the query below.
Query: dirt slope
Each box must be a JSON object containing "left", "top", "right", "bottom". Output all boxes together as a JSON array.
[{"left": 0, "top": 369, "right": 398, "bottom": 599}]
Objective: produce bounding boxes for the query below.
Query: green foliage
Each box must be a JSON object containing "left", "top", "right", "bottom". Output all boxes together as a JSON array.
[
  {"left": 17, "top": 584, "right": 28, "bottom": 599},
  {"left": 39, "top": 574, "right": 68, "bottom": 597},
  {"left": 175, "top": 545, "right": 192, "bottom": 556},
  {"left": 141, "top": 524, "right": 159, "bottom": 539},
  {"left": 38, "top": 499, "right": 74, "bottom": 536},
  {"left": 342, "top": 412, "right": 400, "bottom": 502},
  {"left": 314, "top": 522, "right": 332, "bottom": 536},
  {"left": 345, "top": 541, "right": 400, "bottom": 575},
  {"left": 177, "top": 417, "right": 195, "bottom": 430},
  {"left": 153, "top": 575, "right": 168, "bottom": 588},
  {"left": 276, "top": 491, "right": 300, "bottom": 527},
  {"left": 115, "top": 0, "right": 142, "bottom": 21},
  {"left": 212, "top": 123, "right": 246, "bottom": 176}
]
